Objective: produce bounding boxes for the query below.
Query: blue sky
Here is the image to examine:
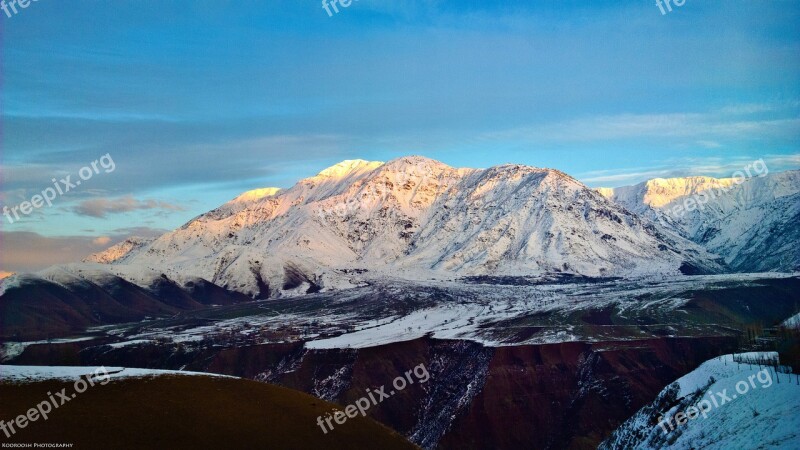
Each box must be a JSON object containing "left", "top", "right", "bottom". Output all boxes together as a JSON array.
[{"left": 1, "top": 0, "right": 799, "bottom": 272}]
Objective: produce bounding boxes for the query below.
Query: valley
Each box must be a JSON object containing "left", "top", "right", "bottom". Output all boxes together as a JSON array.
[{"left": 3, "top": 274, "right": 798, "bottom": 449}]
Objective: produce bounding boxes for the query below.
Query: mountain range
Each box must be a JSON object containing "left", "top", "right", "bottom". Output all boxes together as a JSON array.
[
  {"left": 78, "top": 156, "right": 731, "bottom": 296},
  {"left": 4, "top": 156, "right": 796, "bottom": 305}
]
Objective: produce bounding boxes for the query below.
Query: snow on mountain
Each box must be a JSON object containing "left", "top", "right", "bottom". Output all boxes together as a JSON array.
[
  {"left": 599, "top": 170, "right": 800, "bottom": 272},
  {"left": 72, "top": 156, "right": 720, "bottom": 298},
  {"left": 0, "top": 365, "right": 236, "bottom": 383},
  {"left": 597, "top": 177, "right": 739, "bottom": 222},
  {"left": 408, "top": 165, "right": 717, "bottom": 276},
  {"left": 230, "top": 187, "right": 282, "bottom": 204},
  {"left": 698, "top": 192, "right": 800, "bottom": 272},
  {"left": 599, "top": 352, "right": 800, "bottom": 450},
  {"left": 83, "top": 236, "right": 155, "bottom": 264},
  {"left": 784, "top": 312, "right": 800, "bottom": 329}
]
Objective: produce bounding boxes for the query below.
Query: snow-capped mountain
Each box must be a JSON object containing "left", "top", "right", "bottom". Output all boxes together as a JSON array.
[
  {"left": 596, "top": 176, "right": 739, "bottom": 222},
  {"left": 598, "top": 170, "right": 800, "bottom": 272},
  {"left": 81, "top": 156, "right": 721, "bottom": 298}
]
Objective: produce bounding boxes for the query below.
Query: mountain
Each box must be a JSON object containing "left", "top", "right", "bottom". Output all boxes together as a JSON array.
[
  {"left": 598, "top": 170, "right": 800, "bottom": 272},
  {"left": 0, "top": 267, "right": 252, "bottom": 341},
  {"left": 77, "top": 156, "right": 721, "bottom": 299}
]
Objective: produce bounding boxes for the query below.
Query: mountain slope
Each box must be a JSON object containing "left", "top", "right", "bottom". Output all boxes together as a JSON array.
[
  {"left": 599, "top": 352, "right": 800, "bottom": 450},
  {"left": 84, "top": 237, "right": 155, "bottom": 264},
  {"left": 0, "top": 368, "right": 418, "bottom": 450},
  {"left": 0, "top": 268, "right": 252, "bottom": 341}
]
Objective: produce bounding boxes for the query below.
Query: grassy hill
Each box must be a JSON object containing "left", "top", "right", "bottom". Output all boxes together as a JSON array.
[{"left": 0, "top": 375, "right": 418, "bottom": 449}]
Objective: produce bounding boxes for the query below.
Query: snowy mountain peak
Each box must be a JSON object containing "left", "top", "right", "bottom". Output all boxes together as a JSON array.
[
  {"left": 598, "top": 176, "right": 739, "bottom": 211},
  {"left": 642, "top": 176, "right": 738, "bottom": 208},
  {"left": 595, "top": 187, "right": 615, "bottom": 199},
  {"left": 314, "top": 159, "right": 384, "bottom": 179},
  {"left": 367, "top": 156, "right": 469, "bottom": 187},
  {"left": 381, "top": 155, "right": 450, "bottom": 170},
  {"left": 229, "top": 187, "right": 282, "bottom": 204},
  {"left": 83, "top": 236, "right": 155, "bottom": 264}
]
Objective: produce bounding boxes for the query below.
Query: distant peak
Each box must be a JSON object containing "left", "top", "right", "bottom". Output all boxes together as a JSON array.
[
  {"left": 380, "top": 156, "right": 455, "bottom": 172},
  {"left": 315, "top": 159, "right": 384, "bottom": 178},
  {"left": 595, "top": 187, "right": 616, "bottom": 199},
  {"left": 644, "top": 176, "right": 735, "bottom": 186},
  {"left": 599, "top": 175, "right": 738, "bottom": 193},
  {"left": 387, "top": 155, "right": 444, "bottom": 165},
  {"left": 230, "top": 187, "right": 282, "bottom": 204},
  {"left": 83, "top": 236, "right": 155, "bottom": 264}
]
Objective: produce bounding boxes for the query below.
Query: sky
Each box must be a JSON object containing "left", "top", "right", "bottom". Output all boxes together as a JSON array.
[{"left": 1, "top": 0, "right": 799, "bottom": 273}]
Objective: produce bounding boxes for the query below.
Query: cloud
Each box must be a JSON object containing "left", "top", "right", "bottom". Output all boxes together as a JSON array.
[
  {"left": 716, "top": 104, "right": 777, "bottom": 115},
  {"left": 579, "top": 154, "right": 800, "bottom": 186},
  {"left": 72, "top": 195, "right": 184, "bottom": 218},
  {"left": 696, "top": 140, "right": 722, "bottom": 149},
  {"left": 92, "top": 236, "right": 112, "bottom": 246},
  {"left": 482, "top": 112, "right": 800, "bottom": 144},
  {"left": 108, "top": 226, "right": 171, "bottom": 237},
  {"left": 763, "top": 154, "right": 800, "bottom": 168},
  {"left": 580, "top": 169, "right": 680, "bottom": 185},
  {"left": 0, "top": 228, "right": 168, "bottom": 273}
]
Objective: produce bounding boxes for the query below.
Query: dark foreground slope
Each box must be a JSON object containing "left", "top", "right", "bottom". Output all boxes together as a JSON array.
[{"left": 0, "top": 375, "right": 418, "bottom": 450}]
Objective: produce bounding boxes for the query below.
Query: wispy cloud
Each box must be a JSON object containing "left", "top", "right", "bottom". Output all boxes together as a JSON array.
[
  {"left": 0, "top": 228, "right": 168, "bottom": 273},
  {"left": 482, "top": 110, "right": 800, "bottom": 144},
  {"left": 695, "top": 140, "right": 722, "bottom": 149},
  {"left": 716, "top": 103, "right": 777, "bottom": 115},
  {"left": 92, "top": 236, "right": 112, "bottom": 246},
  {"left": 73, "top": 196, "right": 184, "bottom": 218},
  {"left": 579, "top": 154, "right": 800, "bottom": 186}
]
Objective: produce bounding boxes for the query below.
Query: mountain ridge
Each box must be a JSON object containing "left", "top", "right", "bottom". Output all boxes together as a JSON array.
[
  {"left": 598, "top": 169, "right": 800, "bottom": 272},
  {"left": 71, "top": 156, "right": 724, "bottom": 298}
]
